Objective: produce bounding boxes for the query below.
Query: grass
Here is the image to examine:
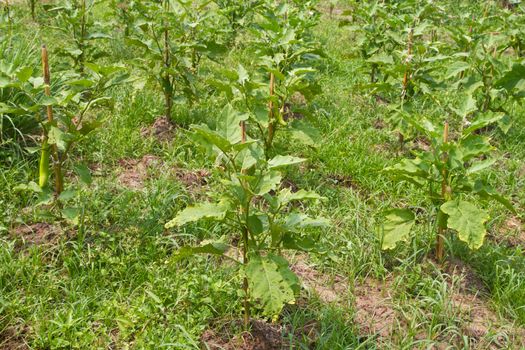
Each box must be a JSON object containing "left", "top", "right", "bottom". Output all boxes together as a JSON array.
[{"left": 1, "top": 1, "right": 525, "bottom": 349}]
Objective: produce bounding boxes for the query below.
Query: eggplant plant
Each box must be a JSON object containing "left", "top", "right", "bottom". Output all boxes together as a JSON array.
[
  {"left": 243, "top": 1, "right": 322, "bottom": 152},
  {"left": 9, "top": 47, "right": 128, "bottom": 220},
  {"left": 212, "top": 0, "right": 261, "bottom": 34},
  {"left": 165, "top": 105, "right": 327, "bottom": 327},
  {"left": 381, "top": 115, "right": 514, "bottom": 261},
  {"left": 124, "top": 0, "right": 222, "bottom": 121},
  {"left": 48, "top": 0, "right": 111, "bottom": 73}
]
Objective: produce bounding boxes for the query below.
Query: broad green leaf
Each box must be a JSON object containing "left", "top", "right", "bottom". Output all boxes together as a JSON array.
[
  {"left": 247, "top": 215, "right": 264, "bottom": 235},
  {"left": 473, "top": 181, "right": 515, "bottom": 213},
  {"left": 268, "top": 155, "right": 305, "bottom": 169},
  {"left": 277, "top": 189, "right": 322, "bottom": 206},
  {"left": 283, "top": 213, "right": 329, "bottom": 231},
  {"left": 165, "top": 200, "right": 231, "bottom": 228},
  {"left": 254, "top": 171, "right": 282, "bottom": 195},
  {"left": 58, "top": 189, "right": 77, "bottom": 201},
  {"left": 62, "top": 207, "right": 80, "bottom": 224},
  {"left": 381, "top": 209, "right": 415, "bottom": 250},
  {"left": 466, "top": 158, "right": 497, "bottom": 175},
  {"left": 366, "top": 53, "right": 394, "bottom": 65},
  {"left": 464, "top": 111, "right": 504, "bottom": 135},
  {"left": 217, "top": 104, "right": 249, "bottom": 144},
  {"left": 446, "top": 61, "right": 470, "bottom": 78},
  {"left": 172, "top": 241, "right": 230, "bottom": 261},
  {"left": 460, "top": 135, "right": 493, "bottom": 161},
  {"left": 74, "top": 164, "right": 92, "bottom": 185},
  {"left": 245, "top": 255, "right": 298, "bottom": 318},
  {"left": 440, "top": 200, "right": 489, "bottom": 250},
  {"left": 495, "top": 64, "right": 525, "bottom": 92},
  {"left": 16, "top": 67, "right": 33, "bottom": 82},
  {"left": 289, "top": 119, "right": 320, "bottom": 146},
  {"left": 451, "top": 93, "right": 477, "bottom": 118},
  {"left": 47, "top": 127, "right": 68, "bottom": 151}
]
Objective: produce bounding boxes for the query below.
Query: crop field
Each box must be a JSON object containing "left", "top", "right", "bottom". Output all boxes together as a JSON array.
[{"left": 1, "top": 0, "right": 525, "bottom": 349}]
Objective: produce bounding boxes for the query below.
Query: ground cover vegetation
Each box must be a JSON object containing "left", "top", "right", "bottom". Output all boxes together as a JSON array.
[{"left": 1, "top": 0, "right": 525, "bottom": 348}]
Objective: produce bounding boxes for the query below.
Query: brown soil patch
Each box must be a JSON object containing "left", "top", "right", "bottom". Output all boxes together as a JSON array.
[
  {"left": 411, "top": 137, "right": 431, "bottom": 152},
  {"left": 291, "top": 260, "right": 348, "bottom": 303},
  {"left": 0, "top": 327, "right": 29, "bottom": 350},
  {"left": 354, "top": 278, "right": 399, "bottom": 339},
  {"left": 140, "top": 116, "right": 175, "bottom": 142},
  {"left": 494, "top": 216, "right": 525, "bottom": 248},
  {"left": 175, "top": 168, "right": 210, "bottom": 189},
  {"left": 441, "top": 259, "right": 525, "bottom": 347},
  {"left": 442, "top": 258, "right": 487, "bottom": 294},
  {"left": 373, "top": 118, "right": 386, "bottom": 130},
  {"left": 117, "top": 154, "right": 211, "bottom": 193},
  {"left": 201, "top": 320, "right": 286, "bottom": 350},
  {"left": 10, "top": 222, "right": 62, "bottom": 248},
  {"left": 117, "top": 155, "right": 162, "bottom": 190}
]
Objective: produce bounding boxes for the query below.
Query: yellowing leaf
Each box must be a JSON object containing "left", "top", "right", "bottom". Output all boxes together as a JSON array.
[
  {"left": 440, "top": 200, "right": 489, "bottom": 250},
  {"left": 381, "top": 209, "right": 415, "bottom": 250}
]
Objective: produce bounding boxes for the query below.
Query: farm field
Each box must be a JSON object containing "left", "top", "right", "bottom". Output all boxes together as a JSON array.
[{"left": 1, "top": 0, "right": 525, "bottom": 349}]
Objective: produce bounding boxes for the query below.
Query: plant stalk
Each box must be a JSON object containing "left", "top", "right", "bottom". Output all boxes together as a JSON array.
[
  {"left": 41, "top": 45, "right": 63, "bottom": 195},
  {"left": 240, "top": 120, "right": 250, "bottom": 330},
  {"left": 163, "top": 1, "right": 173, "bottom": 120},
  {"left": 436, "top": 122, "right": 449, "bottom": 261},
  {"left": 266, "top": 73, "right": 276, "bottom": 152}
]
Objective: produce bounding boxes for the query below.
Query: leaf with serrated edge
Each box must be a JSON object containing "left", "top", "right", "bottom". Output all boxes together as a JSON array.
[
  {"left": 165, "top": 200, "right": 230, "bottom": 228},
  {"left": 381, "top": 209, "right": 415, "bottom": 250},
  {"left": 245, "top": 255, "right": 297, "bottom": 318},
  {"left": 441, "top": 200, "right": 489, "bottom": 250}
]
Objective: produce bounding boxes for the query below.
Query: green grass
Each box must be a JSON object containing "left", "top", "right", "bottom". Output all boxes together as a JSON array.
[{"left": 1, "top": 1, "right": 525, "bottom": 349}]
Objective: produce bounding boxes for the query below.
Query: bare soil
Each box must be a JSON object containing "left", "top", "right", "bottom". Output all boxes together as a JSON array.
[
  {"left": 117, "top": 155, "right": 210, "bottom": 192},
  {"left": 201, "top": 320, "right": 287, "bottom": 350},
  {"left": 10, "top": 222, "right": 62, "bottom": 249},
  {"left": 354, "top": 278, "right": 399, "bottom": 339},
  {"left": 140, "top": 116, "right": 175, "bottom": 142},
  {"left": 118, "top": 155, "right": 162, "bottom": 190},
  {"left": 291, "top": 260, "right": 348, "bottom": 303},
  {"left": 493, "top": 216, "right": 525, "bottom": 248},
  {"left": 0, "top": 327, "right": 29, "bottom": 350}
]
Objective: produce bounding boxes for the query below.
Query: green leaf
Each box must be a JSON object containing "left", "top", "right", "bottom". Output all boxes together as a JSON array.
[
  {"left": 440, "top": 200, "right": 489, "bottom": 250},
  {"left": 366, "top": 53, "right": 394, "bottom": 65},
  {"left": 495, "top": 64, "right": 525, "bottom": 92},
  {"left": 58, "top": 189, "right": 77, "bottom": 201},
  {"left": 16, "top": 67, "right": 33, "bottom": 82},
  {"left": 288, "top": 119, "right": 320, "bottom": 146},
  {"left": 74, "top": 164, "right": 92, "bottom": 185},
  {"left": 460, "top": 135, "right": 493, "bottom": 161},
  {"left": 381, "top": 209, "right": 415, "bottom": 250},
  {"left": 254, "top": 171, "right": 282, "bottom": 195},
  {"left": 217, "top": 104, "right": 249, "bottom": 144},
  {"left": 464, "top": 111, "right": 504, "bottom": 135},
  {"left": 247, "top": 215, "right": 264, "bottom": 235},
  {"left": 451, "top": 93, "right": 477, "bottom": 118},
  {"left": 446, "top": 61, "right": 470, "bottom": 78},
  {"left": 245, "top": 255, "right": 298, "bottom": 318},
  {"left": 268, "top": 155, "right": 305, "bottom": 169},
  {"left": 47, "top": 126, "right": 68, "bottom": 151},
  {"left": 62, "top": 207, "right": 80, "bottom": 224},
  {"left": 172, "top": 241, "right": 230, "bottom": 261},
  {"left": 277, "top": 188, "right": 322, "bottom": 206},
  {"left": 165, "top": 200, "right": 231, "bottom": 228}
]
